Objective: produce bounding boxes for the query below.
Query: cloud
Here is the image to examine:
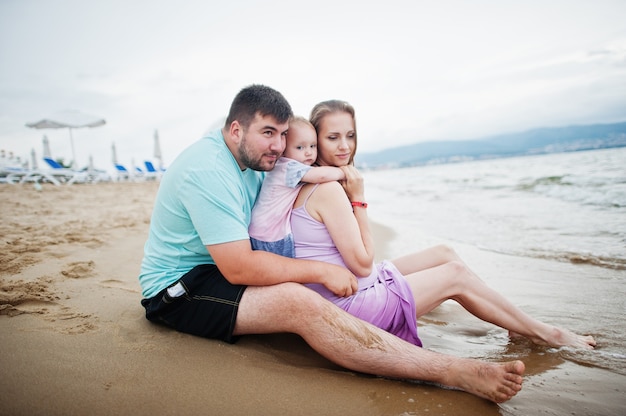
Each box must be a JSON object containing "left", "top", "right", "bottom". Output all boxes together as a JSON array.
[{"left": 1, "top": 0, "right": 625, "bottom": 171}]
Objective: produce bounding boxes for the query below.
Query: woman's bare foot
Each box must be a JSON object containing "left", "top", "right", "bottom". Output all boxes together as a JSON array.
[
  {"left": 509, "top": 327, "right": 596, "bottom": 350},
  {"left": 446, "top": 359, "right": 525, "bottom": 403}
]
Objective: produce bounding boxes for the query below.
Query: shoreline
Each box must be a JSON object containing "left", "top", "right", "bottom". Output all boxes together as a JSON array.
[{"left": 1, "top": 182, "right": 624, "bottom": 415}]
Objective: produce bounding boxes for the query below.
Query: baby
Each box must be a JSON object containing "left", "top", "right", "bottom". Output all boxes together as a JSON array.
[{"left": 249, "top": 116, "right": 345, "bottom": 257}]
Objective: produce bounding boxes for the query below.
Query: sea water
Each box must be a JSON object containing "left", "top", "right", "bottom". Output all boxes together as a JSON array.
[
  {"left": 363, "top": 147, "right": 626, "bottom": 270},
  {"left": 362, "top": 147, "right": 626, "bottom": 376}
]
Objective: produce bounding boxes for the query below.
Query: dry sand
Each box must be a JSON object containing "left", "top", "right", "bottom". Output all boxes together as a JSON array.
[{"left": 1, "top": 182, "right": 624, "bottom": 416}]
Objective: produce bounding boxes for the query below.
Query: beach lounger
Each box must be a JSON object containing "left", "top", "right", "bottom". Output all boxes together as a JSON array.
[
  {"left": 114, "top": 164, "right": 131, "bottom": 181},
  {"left": 25, "top": 157, "right": 90, "bottom": 185},
  {"left": 114, "top": 163, "right": 145, "bottom": 181},
  {"left": 5, "top": 165, "right": 63, "bottom": 186},
  {"left": 143, "top": 161, "right": 163, "bottom": 180},
  {"left": 1, "top": 166, "right": 48, "bottom": 184}
]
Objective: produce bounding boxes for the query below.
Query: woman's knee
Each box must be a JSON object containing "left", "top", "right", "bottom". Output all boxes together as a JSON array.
[
  {"left": 434, "top": 244, "right": 459, "bottom": 261},
  {"left": 444, "top": 260, "right": 473, "bottom": 286}
]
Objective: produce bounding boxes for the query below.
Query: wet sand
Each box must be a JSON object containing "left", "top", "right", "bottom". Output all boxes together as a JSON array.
[{"left": 1, "top": 182, "right": 624, "bottom": 415}]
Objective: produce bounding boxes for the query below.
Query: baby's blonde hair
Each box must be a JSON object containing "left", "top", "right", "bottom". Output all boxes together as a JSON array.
[
  {"left": 289, "top": 115, "right": 314, "bottom": 129},
  {"left": 287, "top": 116, "right": 315, "bottom": 144}
]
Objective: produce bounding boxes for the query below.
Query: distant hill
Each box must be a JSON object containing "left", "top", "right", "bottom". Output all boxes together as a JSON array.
[{"left": 355, "top": 121, "right": 626, "bottom": 169}]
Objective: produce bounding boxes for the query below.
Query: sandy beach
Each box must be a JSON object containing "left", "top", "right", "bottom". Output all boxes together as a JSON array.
[{"left": 1, "top": 182, "right": 624, "bottom": 416}]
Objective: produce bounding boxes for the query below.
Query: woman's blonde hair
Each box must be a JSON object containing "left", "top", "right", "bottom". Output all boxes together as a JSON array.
[{"left": 309, "top": 100, "right": 357, "bottom": 165}]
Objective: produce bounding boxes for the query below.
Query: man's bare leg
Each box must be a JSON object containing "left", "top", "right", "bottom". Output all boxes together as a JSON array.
[
  {"left": 233, "top": 283, "right": 524, "bottom": 403},
  {"left": 393, "top": 245, "right": 596, "bottom": 350}
]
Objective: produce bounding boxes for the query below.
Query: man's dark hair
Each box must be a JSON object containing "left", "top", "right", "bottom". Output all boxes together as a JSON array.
[{"left": 225, "top": 84, "right": 293, "bottom": 129}]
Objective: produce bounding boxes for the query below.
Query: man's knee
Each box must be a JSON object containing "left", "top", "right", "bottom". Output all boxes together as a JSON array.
[
  {"left": 278, "top": 283, "right": 326, "bottom": 317},
  {"left": 237, "top": 282, "right": 327, "bottom": 332}
]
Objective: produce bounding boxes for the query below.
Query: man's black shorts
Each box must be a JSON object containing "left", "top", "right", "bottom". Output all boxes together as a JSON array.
[{"left": 140, "top": 264, "right": 246, "bottom": 343}]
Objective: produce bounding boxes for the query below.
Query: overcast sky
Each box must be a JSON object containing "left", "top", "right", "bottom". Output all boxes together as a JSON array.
[{"left": 1, "top": 0, "right": 625, "bottom": 172}]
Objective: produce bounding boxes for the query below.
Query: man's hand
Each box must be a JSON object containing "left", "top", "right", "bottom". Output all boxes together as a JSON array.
[
  {"left": 321, "top": 265, "right": 359, "bottom": 297},
  {"left": 209, "top": 240, "right": 358, "bottom": 295}
]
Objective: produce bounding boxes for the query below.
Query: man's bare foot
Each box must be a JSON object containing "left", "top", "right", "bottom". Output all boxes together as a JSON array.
[
  {"left": 446, "top": 359, "right": 525, "bottom": 403},
  {"left": 509, "top": 327, "right": 596, "bottom": 350}
]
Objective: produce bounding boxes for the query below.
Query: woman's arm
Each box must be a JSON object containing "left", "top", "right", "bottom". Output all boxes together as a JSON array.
[
  {"left": 304, "top": 180, "right": 375, "bottom": 277},
  {"left": 339, "top": 165, "right": 375, "bottom": 271}
]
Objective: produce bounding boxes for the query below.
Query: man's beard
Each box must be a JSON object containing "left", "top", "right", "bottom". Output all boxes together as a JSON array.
[{"left": 238, "top": 134, "right": 279, "bottom": 171}]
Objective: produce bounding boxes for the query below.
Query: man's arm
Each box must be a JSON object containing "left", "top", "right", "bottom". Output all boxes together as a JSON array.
[
  {"left": 301, "top": 166, "right": 345, "bottom": 183},
  {"left": 207, "top": 240, "right": 358, "bottom": 297}
]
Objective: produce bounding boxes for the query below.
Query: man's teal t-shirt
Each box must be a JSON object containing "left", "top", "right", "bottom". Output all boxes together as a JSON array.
[{"left": 139, "top": 129, "right": 264, "bottom": 298}]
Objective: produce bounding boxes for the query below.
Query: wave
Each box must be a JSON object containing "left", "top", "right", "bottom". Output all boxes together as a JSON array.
[
  {"left": 526, "top": 248, "right": 626, "bottom": 271},
  {"left": 517, "top": 175, "right": 569, "bottom": 189},
  {"left": 516, "top": 175, "right": 626, "bottom": 209}
]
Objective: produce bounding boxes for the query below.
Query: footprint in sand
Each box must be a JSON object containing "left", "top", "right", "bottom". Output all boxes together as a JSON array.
[
  {"left": 0, "top": 278, "right": 59, "bottom": 316},
  {"left": 99, "top": 279, "right": 140, "bottom": 293},
  {"left": 43, "top": 305, "right": 98, "bottom": 334},
  {"left": 61, "top": 260, "right": 95, "bottom": 279},
  {"left": 58, "top": 320, "right": 97, "bottom": 335},
  {"left": 0, "top": 277, "right": 98, "bottom": 333}
]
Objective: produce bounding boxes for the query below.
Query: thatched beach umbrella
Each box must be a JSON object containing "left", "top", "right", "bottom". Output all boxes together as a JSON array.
[
  {"left": 30, "top": 148, "right": 38, "bottom": 169},
  {"left": 26, "top": 110, "right": 106, "bottom": 168},
  {"left": 153, "top": 129, "right": 163, "bottom": 170},
  {"left": 42, "top": 135, "right": 52, "bottom": 159},
  {"left": 111, "top": 142, "right": 119, "bottom": 166}
]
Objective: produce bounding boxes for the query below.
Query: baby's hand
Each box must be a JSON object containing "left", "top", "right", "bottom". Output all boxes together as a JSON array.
[{"left": 339, "top": 166, "right": 365, "bottom": 202}]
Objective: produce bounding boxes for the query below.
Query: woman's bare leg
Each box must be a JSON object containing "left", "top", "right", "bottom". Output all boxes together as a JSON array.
[
  {"left": 391, "top": 244, "right": 465, "bottom": 275},
  {"left": 392, "top": 245, "right": 596, "bottom": 349},
  {"left": 234, "top": 282, "right": 525, "bottom": 403}
]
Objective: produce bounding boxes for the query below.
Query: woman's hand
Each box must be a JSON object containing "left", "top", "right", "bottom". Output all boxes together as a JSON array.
[{"left": 339, "top": 166, "right": 365, "bottom": 202}]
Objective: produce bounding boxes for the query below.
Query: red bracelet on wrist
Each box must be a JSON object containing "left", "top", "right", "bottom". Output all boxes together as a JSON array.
[{"left": 351, "top": 201, "right": 368, "bottom": 208}]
